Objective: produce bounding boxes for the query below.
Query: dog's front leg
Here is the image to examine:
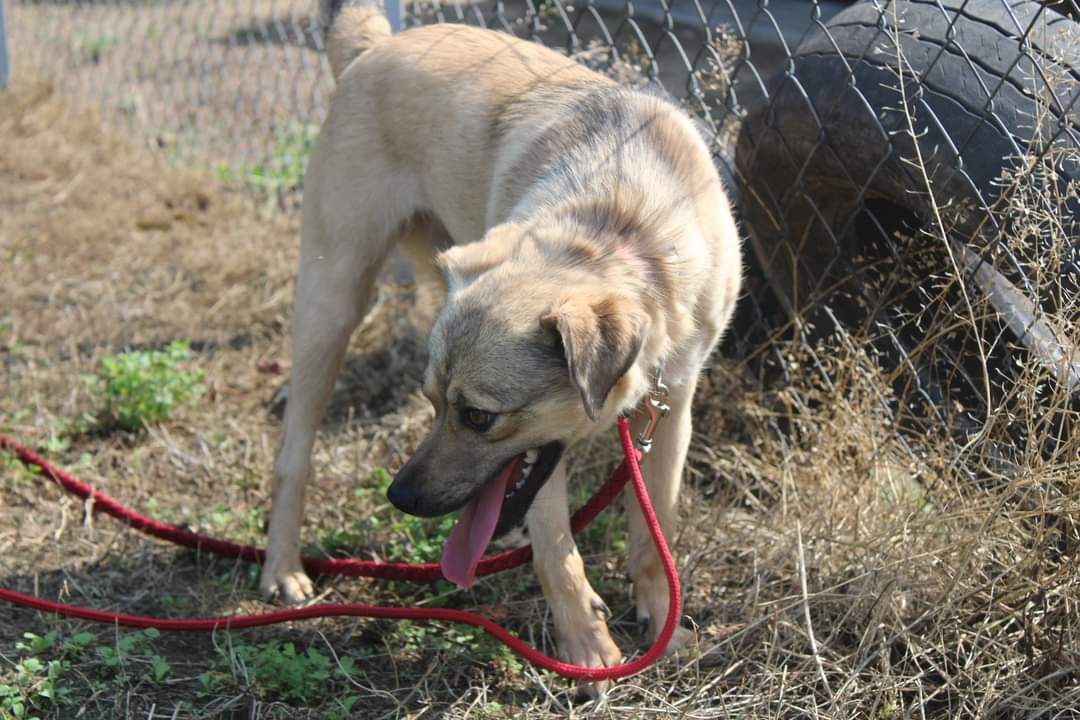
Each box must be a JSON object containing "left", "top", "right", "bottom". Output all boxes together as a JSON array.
[
  {"left": 626, "top": 377, "right": 697, "bottom": 650},
  {"left": 262, "top": 254, "right": 374, "bottom": 604},
  {"left": 527, "top": 461, "right": 622, "bottom": 696}
]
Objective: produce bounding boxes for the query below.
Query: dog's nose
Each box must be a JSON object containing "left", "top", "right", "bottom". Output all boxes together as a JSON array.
[{"left": 387, "top": 479, "right": 422, "bottom": 515}]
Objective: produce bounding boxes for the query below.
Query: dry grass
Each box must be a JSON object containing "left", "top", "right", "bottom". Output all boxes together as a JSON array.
[
  {"left": 6, "top": 0, "right": 731, "bottom": 186},
  {"left": 2, "top": 72, "right": 1079, "bottom": 720},
  {"left": 7, "top": 0, "right": 334, "bottom": 172}
]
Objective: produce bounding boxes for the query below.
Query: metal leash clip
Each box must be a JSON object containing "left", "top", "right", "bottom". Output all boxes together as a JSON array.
[{"left": 636, "top": 368, "right": 670, "bottom": 454}]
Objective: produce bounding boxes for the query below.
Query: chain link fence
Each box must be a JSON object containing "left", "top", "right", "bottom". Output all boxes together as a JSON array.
[{"left": 6, "top": 0, "right": 1080, "bottom": 474}]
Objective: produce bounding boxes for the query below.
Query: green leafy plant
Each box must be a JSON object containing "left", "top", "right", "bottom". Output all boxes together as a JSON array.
[
  {"left": 326, "top": 695, "right": 361, "bottom": 720},
  {"left": 231, "top": 122, "right": 318, "bottom": 194},
  {"left": 197, "top": 670, "right": 228, "bottom": 696},
  {"left": 385, "top": 621, "right": 521, "bottom": 677},
  {"left": 369, "top": 467, "right": 457, "bottom": 563},
  {"left": 14, "top": 631, "right": 93, "bottom": 662},
  {"left": 574, "top": 476, "right": 627, "bottom": 554},
  {"left": 0, "top": 314, "right": 25, "bottom": 356},
  {"left": 148, "top": 655, "right": 171, "bottom": 684},
  {"left": 60, "top": 634, "right": 95, "bottom": 658},
  {"left": 14, "top": 634, "right": 55, "bottom": 657},
  {"left": 228, "top": 641, "right": 339, "bottom": 704},
  {"left": 318, "top": 467, "right": 457, "bottom": 566},
  {"left": 72, "top": 32, "right": 118, "bottom": 64},
  {"left": 387, "top": 511, "right": 457, "bottom": 564},
  {"left": 91, "top": 341, "right": 204, "bottom": 431},
  {"left": 96, "top": 629, "right": 160, "bottom": 681},
  {"left": 0, "top": 656, "right": 72, "bottom": 719},
  {"left": 390, "top": 621, "right": 486, "bottom": 656}
]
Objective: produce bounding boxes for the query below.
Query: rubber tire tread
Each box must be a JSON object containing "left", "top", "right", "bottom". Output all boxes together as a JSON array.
[
  {"left": 801, "top": 1, "right": 1080, "bottom": 133},
  {"left": 736, "top": 0, "right": 1078, "bottom": 250}
]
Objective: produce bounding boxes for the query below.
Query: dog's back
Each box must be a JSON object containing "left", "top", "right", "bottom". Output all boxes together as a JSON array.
[
  {"left": 315, "top": 15, "right": 730, "bottom": 257},
  {"left": 313, "top": 7, "right": 739, "bottom": 353}
]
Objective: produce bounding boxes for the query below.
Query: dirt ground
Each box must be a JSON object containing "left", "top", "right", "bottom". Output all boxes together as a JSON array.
[{"left": 1, "top": 82, "right": 1079, "bottom": 719}]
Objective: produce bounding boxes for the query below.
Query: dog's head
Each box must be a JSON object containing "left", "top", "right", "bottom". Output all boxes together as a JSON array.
[{"left": 387, "top": 224, "right": 649, "bottom": 584}]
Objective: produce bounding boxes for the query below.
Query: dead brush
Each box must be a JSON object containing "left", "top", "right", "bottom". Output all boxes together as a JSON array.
[
  {"left": 675, "top": 27, "right": 1080, "bottom": 713},
  {"left": 692, "top": 323, "right": 1079, "bottom": 714}
]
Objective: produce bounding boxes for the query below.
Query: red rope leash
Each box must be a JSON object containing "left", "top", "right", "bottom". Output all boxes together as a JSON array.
[{"left": 0, "top": 418, "right": 680, "bottom": 682}]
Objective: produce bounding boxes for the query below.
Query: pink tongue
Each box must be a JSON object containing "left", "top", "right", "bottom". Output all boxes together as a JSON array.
[{"left": 440, "top": 458, "right": 519, "bottom": 588}]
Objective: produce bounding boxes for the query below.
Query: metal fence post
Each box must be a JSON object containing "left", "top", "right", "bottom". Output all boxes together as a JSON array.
[
  {"left": 384, "top": 0, "right": 404, "bottom": 33},
  {"left": 0, "top": 0, "right": 9, "bottom": 90}
]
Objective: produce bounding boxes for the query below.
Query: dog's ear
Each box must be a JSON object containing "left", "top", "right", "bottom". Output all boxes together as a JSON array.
[
  {"left": 541, "top": 295, "right": 648, "bottom": 421},
  {"left": 436, "top": 224, "right": 520, "bottom": 291}
]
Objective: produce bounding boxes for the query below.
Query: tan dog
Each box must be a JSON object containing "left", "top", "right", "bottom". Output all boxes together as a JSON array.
[{"left": 262, "top": 0, "right": 741, "bottom": 693}]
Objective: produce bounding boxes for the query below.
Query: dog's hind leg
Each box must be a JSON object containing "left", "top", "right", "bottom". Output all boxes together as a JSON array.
[
  {"left": 527, "top": 462, "right": 622, "bottom": 697},
  {"left": 626, "top": 376, "right": 698, "bottom": 650},
  {"left": 261, "top": 162, "right": 416, "bottom": 603},
  {"left": 397, "top": 217, "right": 451, "bottom": 332}
]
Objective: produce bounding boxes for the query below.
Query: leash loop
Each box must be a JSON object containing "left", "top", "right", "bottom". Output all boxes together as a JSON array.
[{"left": 0, "top": 419, "right": 681, "bottom": 683}]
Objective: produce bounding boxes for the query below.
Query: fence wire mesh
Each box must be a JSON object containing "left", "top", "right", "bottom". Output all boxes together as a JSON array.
[{"left": 7, "top": 0, "right": 1080, "bottom": 476}]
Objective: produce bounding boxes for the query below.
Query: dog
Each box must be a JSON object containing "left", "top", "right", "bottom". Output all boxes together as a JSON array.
[{"left": 261, "top": 0, "right": 742, "bottom": 693}]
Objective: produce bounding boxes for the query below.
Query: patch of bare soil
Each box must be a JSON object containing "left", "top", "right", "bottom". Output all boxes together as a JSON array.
[{"left": 1, "top": 82, "right": 1078, "bottom": 719}]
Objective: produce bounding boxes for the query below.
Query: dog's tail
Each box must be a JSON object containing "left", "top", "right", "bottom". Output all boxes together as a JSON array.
[{"left": 319, "top": 0, "right": 392, "bottom": 80}]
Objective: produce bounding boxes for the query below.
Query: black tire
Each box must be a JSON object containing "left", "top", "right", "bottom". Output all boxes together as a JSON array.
[
  {"left": 735, "top": 0, "right": 1079, "bottom": 316},
  {"left": 734, "top": 0, "right": 1080, "bottom": 447}
]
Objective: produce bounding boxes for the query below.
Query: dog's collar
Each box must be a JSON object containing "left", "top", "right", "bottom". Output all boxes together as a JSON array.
[{"left": 634, "top": 364, "right": 669, "bottom": 454}]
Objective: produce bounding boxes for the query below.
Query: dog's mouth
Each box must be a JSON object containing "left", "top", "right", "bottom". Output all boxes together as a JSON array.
[{"left": 440, "top": 441, "right": 563, "bottom": 588}]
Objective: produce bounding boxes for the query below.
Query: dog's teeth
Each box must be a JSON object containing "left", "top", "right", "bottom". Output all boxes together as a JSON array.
[
  {"left": 520, "top": 464, "right": 532, "bottom": 479},
  {"left": 524, "top": 449, "right": 539, "bottom": 464},
  {"left": 515, "top": 476, "right": 526, "bottom": 489}
]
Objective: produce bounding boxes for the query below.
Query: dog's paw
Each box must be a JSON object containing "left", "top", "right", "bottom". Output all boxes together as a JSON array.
[
  {"left": 637, "top": 620, "right": 694, "bottom": 656},
  {"left": 556, "top": 596, "right": 622, "bottom": 699},
  {"left": 259, "top": 556, "right": 314, "bottom": 604},
  {"left": 634, "top": 569, "right": 694, "bottom": 653}
]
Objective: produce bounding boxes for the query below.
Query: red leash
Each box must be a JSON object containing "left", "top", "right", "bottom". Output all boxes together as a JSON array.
[{"left": 0, "top": 417, "right": 681, "bottom": 682}]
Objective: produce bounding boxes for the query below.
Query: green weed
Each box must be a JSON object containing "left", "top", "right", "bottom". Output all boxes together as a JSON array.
[
  {"left": 0, "top": 457, "right": 42, "bottom": 489},
  {"left": 148, "top": 655, "right": 171, "bottom": 684},
  {"left": 40, "top": 432, "right": 69, "bottom": 455},
  {"left": 316, "top": 466, "right": 457, "bottom": 566},
  {"left": 3, "top": 630, "right": 170, "bottom": 708},
  {"left": 225, "top": 122, "right": 318, "bottom": 194},
  {"left": 0, "top": 632, "right": 87, "bottom": 719},
  {"left": 326, "top": 695, "right": 362, "bottom": 720},
  {"left": 0, "top": 314, "right": 25, "bottom": 356},
  {"left": 95, "top": 629, "right": 164, "bottom": 682},
  {"left": 15, "top": 631, "right": 94, "bottom": 661},
  {"left": 387, "top": 512, "right": 457, "bottom": 564},
  {"left": 197, "top": 670, "right": 228, "bottom": 696},
  {"left": 884, "top": 477, "right": 934, "bottom": 512},
  {"left": 160, "top": 593, "right": 193, "bottom": 613},
  {"left": 390, "top": 620, "right": 484, "bottom": 656},
  {"left": 6, "top": 408, "right": 30, "bottom": 424},
  {"left": 0, "top": 657, "right": 70, "bottom": 719},
  {"left": 13, "top": 634, "right": 54, "bottom": 657},
  {"left": 60, "top": 633, "right": 95, "bottom": 658},
  {"left": 371, "top": 467, "right": 457, "bottom": 563},
  {"left": 88, "top": 340, "right": 205, "bottom": 432},
  {"left": 227, "top": 641, "right": 341, "bottom": 704},
  {"left": 573, "top": 474, "right": 627, "bottom": 554},
  {"left": 72, "top": 32, "right": 118, "bottom": 64},
  {"left": 386, "top": 621, "right": 522, "bottom": 677}
]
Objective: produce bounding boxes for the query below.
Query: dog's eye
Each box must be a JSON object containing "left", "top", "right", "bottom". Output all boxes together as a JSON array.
[{"left": 461, "top": 408, "right": 497, "bottom": 432}]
